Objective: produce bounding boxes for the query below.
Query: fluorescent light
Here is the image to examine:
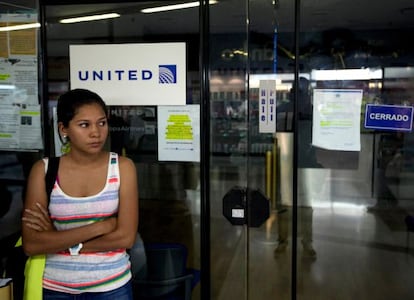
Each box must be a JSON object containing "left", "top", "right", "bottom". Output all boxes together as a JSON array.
[
  {"left": 141, "top": 0, "right": 218, "bottom": 13},
  {"left": 311, "top": 68, "right": 383, "bottom": 81},
  {"left": 384, "top": 67, "right": 414, "bottom": 78},
  {"left": 0, "top": 23, "right": 40, "bottom": 32},
  {"left": 59, "top": 13, "right": 120, "bottom": 24},
  {"left": 0, "top": 84, "right": 16, "bottom": 90}
]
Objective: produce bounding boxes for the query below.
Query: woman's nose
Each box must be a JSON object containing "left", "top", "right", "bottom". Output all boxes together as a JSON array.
[{"left": 89, "top": 124, "right": 100, "bottom": 137}]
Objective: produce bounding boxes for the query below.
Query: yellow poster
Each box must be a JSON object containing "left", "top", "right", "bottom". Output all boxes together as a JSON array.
[
  {"left": 9, "top": 23, "right": 37, "bottom": 56},
  {"left": 0, "top": 14, "right": 38, "bottom": 58},
  {"left": 0, "top": 29, "right": 8, "bottom": 58},
  {"left": 158, "top": 105, "right": 200, "bottom": 162}
]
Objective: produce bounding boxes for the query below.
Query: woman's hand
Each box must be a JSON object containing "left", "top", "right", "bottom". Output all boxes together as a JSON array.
[{"left": 22, "top": 202, "right": 55, "bottom": 232}]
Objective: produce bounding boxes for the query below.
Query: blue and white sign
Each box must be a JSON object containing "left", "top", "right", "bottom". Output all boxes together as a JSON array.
[
  {"left": 259, "top": 80, "right": 276, "bottom": 133},
  {"left": 365, "top": 104, "right": 413, "bottom": 132},
  {"left": 69, "top": 43, "right": 186, "bottom": 106}
]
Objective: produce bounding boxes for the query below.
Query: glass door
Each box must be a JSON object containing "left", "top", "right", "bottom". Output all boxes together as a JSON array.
[
  {"left": 211, "top": 0, "right": 414, "bottom": 300},
  {"left": 209, "top": 0, "right": 296, "bottom": 299},
  {"left": 292, "top": 1, "right": 414, "bottom": 299}
]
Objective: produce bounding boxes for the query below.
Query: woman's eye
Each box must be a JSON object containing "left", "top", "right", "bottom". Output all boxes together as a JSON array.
[
  {"left": 99, "top": 120, "right": 107, "bottom": 127},
  {"left": 79, "top": 123, "right": 89, "bottom": 128}
]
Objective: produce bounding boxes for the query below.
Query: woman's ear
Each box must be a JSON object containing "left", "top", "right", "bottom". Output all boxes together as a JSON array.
[{"left": 58, "top": 122, "right": 68, "bottom": 139}]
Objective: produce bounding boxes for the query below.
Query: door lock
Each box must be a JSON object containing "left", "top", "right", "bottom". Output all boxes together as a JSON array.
[{"left": 222, "top": 186, "right": 270, "bottom": 227}]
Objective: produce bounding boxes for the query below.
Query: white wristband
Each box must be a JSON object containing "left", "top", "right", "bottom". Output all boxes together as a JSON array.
[{"left": 69, "top": 243, "right": 83, "bottom": 256}]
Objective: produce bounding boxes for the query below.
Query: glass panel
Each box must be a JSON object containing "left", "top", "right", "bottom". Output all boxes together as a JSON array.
[
  {"left": 44, "top": 2, "right": 200, "bottom": 299},
  {"left": 209, "top": 0, "right": 295, "bottom": 298},
  {"left": 209, "top": 0, "right": 248, "bottom": 299},
  {"left": 246, "top": 0, "right": 295, "bottom": 299},
  {"left": 297, "top": 0, "right": 414, "bottom": 299},
  {"left": 0, "top": 1, "right": 42, "bottom": 300}
]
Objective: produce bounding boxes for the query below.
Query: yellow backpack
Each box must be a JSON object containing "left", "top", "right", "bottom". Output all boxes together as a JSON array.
[{"left": 19, "top": 157, "right": 60, "bottom": 300}]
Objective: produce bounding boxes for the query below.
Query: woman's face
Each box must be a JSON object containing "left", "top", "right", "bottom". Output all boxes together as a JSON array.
[{"left": 62, "top": 103, "right": 108, "bottom": 154}]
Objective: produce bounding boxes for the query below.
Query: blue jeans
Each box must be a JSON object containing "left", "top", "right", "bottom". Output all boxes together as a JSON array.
[{"left": 43, "top": 281, "right": 133, "bottom": 300}]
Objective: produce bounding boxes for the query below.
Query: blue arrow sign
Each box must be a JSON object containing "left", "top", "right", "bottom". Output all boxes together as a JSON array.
[{"left": 365, "top": 104, "right": 413, "bottom": 132}]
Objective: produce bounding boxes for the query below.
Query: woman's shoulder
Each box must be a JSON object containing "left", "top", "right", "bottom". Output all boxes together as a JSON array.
[
  {"left": 34, "top": 158, "right": 48, "bottom": 170},
  {"left": 117, "top": 154, "right": 134, "bottom": 165},
  {"left": 28, "top": 158, "right": 48, "bottom": 179},
  {"left": 116, "top": 154, "right": 136, "bottom": 172},
  {"left": 32, "top": 156, "right": 62, "bottom": 174}
]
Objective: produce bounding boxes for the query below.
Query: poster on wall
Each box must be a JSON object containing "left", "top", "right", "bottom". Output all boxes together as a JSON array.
[
  {"left": 19, "top": 104, "right": 43, "bottom": 149},
  {"left": 0, "top": 13, "right": 42, "bottom": 151},
  {"left": 312, "top": 89, "right": 362, "bottom": 151},
  {"left": 0, "top": 13, "right": 38, "bottom": 58},
  {"left": 70, "top": 43, "right": 186, "bottom": 106},
  {"left": 0, "top": 58, "right": 39, "bottom": 105},
  {"left": 0, "top": 104, "right": 43, "bottom": 150},
  {"left": 0, "top": 105, "right": 20, "bottom": 149},
  {"left": 0, "top": 13, "right": 39, "bottom": 105},
  {"left": 157, "top": 105, "right": 200, "bottom": 162}
]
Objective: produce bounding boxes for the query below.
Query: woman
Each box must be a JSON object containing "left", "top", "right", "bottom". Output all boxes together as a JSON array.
[{"left": 22, "top": 89, "right": 138, "bottom": 299}]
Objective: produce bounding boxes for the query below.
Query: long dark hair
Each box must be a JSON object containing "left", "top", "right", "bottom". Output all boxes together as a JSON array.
[{"left": 57, "top": 89, "right": 108, "bottom": 127}]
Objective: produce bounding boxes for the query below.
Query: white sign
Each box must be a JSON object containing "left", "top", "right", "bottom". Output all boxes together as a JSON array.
[
  {"left": 259, "top": 80, "right": 276, "bottom": 133},
  {"left": 157, "top": 105, "right": 200, "bottom": 162},
  {"left": 312, "top": 89, "right": 362, "bottom": 151},
  {"left": 70, "top": 43, "right": 186, "bottom": 106},
  {"left": 0, "top": 59, "right": 39, "bottom": 105},
  {"left": 0, "top": 104, "right": 43, "bottom": 150}
]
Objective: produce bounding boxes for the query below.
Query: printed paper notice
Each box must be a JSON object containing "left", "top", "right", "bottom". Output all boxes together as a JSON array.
[
  {"left": 19, "top": 104, "right": 43, "bottom": 149},
  {"left": 312, "top": 89, "right": 362, "bottom": 151},
  {"left": 0, "top": 58, "right": 38, "bottom": 105},
  {"left": 0, "top": 104, "right": 43, "bottom": 150},
  {"left": 0, "top": 105, "right": 20, "bottom": 148},
  {"left": 158, "top": 105, "right": 200, "bottom": 162},
  {"left": 0, "top": 13, "right": 38, "bottom": 58}
]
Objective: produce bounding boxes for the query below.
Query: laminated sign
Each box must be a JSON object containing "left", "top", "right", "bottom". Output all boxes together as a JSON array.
[
  {"left": 70, "top": 43, "right": 186, "bottom": 106},
  {"left": 365, "top": 104, "right": 413, "bottom": 132}
]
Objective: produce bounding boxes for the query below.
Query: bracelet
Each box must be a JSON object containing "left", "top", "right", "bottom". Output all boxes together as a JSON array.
[{"left": 68, "top": 243, "right": 83, "bottom": 256}]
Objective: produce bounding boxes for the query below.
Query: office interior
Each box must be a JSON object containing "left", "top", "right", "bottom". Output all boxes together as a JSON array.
[{"left": 1, "top": 0, "right": 414, "bottom": 299}]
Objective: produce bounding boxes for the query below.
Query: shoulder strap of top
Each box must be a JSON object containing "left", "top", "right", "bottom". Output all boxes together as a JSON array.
[
  {"left": 110, "top": 152, "right": 118, "bottom": 164},
  {"left": 108, "top": 152, "right": 120, "bottom": 186},
  {"left": 45, "top": 157, "right": 60, "bottom": 204}
]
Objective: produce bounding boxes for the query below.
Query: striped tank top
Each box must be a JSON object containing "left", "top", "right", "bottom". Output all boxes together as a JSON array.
[{"left": 43, "top": 152, "right": 131, "bottom": 294}]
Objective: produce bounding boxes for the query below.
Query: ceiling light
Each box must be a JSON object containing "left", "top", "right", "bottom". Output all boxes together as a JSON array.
[
  {"left": 59, "top": 13, "right": 120, "bottom": 24},
  {"left": 141, "top": 1, "right": 218, "bottom": 14},
  {"left": 311, "top": 69, "right": 383, "bottom": 81},
  {"left": 0, "top": 84, "right": 16, "bottom": 90},
  {"left": 0, "top": 23, "right": 40, "bottom": 32}
]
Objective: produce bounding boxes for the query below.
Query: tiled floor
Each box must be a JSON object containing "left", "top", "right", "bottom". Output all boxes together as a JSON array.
[
  {"left": 208, "top": 155, "right": 414, "bottom": 300},
  {"left": 212, "top": 208, "right": 414, "bottom": 300},
  {"left": 211, "top": 200, "right": 414, "bottom": 300}
]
